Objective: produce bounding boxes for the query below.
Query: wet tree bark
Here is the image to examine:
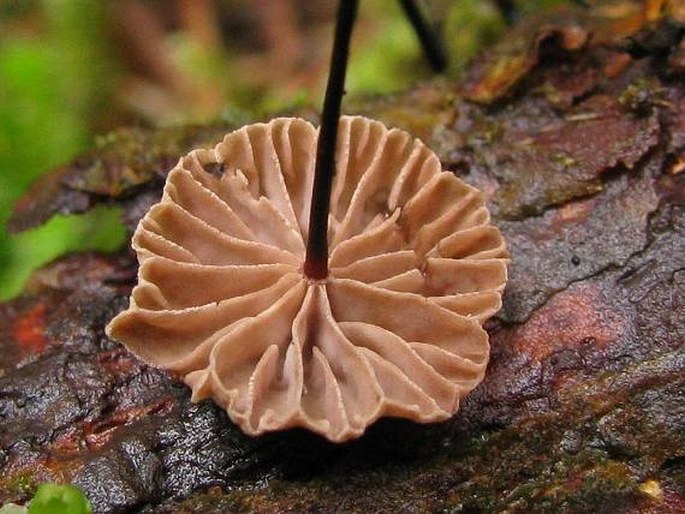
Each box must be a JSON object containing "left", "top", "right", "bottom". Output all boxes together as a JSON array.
[{"left": 1, "top": 4, "right": 684, "bottom": 513}]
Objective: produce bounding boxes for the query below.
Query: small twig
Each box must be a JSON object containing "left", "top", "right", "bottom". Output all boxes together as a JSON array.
[
  {"left": 564, "top": 112, "right": 600, "bottom": 122},
  {"left": 397, "top": 0, "right": 447, "bottom": 72},
  {"left": 304, "top": 0, "right": 359, "bottom": 280}
]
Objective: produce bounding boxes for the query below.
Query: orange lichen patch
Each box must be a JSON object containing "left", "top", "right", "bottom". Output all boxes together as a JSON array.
[
  {"left": 463, "top": 9, "right": 590, "bottom": 104},
  {"left": 592, "top": 1, "right": 646, "bottom": 41},
  {"left": 462, "top": 1, "right": 677, "bottom": 105},
  {"left": 603, "top": 52, "right": 633, "bottom": 78},
  {"left": 464, "top": 52, "right": 530, "bottom": 105},
  {"left": 12, "top": 303, "right": 48, "bottom": 356},
  {"left": 552, "top": 197, "right": 596, "bottom": 227},
  {"left": 669, "top": 0, "right": 685, "bottom": 23},
  {"left": 669, "top": 154, "right": 685, "bottom": 175},
  {"left": 644, "top": 0, "right": 685, "bottom": 24},
  {"left": 509, "top": 282, "right": 627, "bottom": 361},
  {"left": 644, "top": 0, "right": 665, "bottom": 22}
]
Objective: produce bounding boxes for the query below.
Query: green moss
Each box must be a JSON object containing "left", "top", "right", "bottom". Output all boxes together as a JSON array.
[
  {"left": 618, "top": 77, "right": 667, "bottom": 116},
  {"left": 551, "top": 151, "right": 578, "bottom": 168},
  {"left": 6, "top": 472, "right": 36, "bottom": 498}
]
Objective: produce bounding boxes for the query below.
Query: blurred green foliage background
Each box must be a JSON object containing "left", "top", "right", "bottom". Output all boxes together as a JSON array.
[
  {"left": 1, "top": 0, "right": 125, "bottom": 299},
  {"left": 0, "top": 0, "right": 564, "bottom": 300}
]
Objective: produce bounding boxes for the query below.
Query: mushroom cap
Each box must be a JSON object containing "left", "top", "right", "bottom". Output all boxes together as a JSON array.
[{"left": 106, "top": 116, "right": 508, "bottom": 442}]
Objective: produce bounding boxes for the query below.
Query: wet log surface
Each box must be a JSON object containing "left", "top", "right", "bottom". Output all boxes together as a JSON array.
[{"left": 1, "top": 4, "right": 684, "bottom": 513}]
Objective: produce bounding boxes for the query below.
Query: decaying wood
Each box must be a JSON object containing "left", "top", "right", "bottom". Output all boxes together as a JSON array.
[{"left": 1, "top": 2, "right": 684, "bottom": 513}]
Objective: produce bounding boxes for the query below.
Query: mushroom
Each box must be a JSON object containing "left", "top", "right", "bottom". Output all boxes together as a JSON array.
[{"left": 106, "top": 115, "right": 508, "bottom": 442}]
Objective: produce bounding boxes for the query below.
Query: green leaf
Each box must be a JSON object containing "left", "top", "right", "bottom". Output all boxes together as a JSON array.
[
  {"left": 27, "top": 484, "right": 92, "bottom": 514},
  {"left": 0, "top": 206, "right": 127, "bottom": 301}
]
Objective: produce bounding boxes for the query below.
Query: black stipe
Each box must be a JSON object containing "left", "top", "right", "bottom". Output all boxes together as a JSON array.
[
  {"left": 304, "top": 0, "right": 359, "bottom": 280},
  {"left": 397, "top": 0, "right": 447, "bottom": 72}
]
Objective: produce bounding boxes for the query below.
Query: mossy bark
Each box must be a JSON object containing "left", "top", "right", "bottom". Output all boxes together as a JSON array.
[{"left": 1, "top": 3, "right": 684, "bottom": 513}]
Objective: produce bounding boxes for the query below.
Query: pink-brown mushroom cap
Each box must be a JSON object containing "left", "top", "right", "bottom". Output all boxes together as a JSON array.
[{"left": 106, "top": 116, "right": 508, "bottom": 442}]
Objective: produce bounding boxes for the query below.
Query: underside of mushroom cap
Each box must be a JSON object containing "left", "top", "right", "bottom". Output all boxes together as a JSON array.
[{"left": 106, "top": 116, "right": 508, "bottom": 442}]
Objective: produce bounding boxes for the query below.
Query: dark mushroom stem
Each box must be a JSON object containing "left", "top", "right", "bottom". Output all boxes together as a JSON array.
[
  {"left": 304, "top": 0, "right": 359, "bottom": 280},
  {"left": 494, "top": 0, "right": 518, "bottom": 26},
  {"left": 397, "top": 0, "right": 447, "bottom": 72}
]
